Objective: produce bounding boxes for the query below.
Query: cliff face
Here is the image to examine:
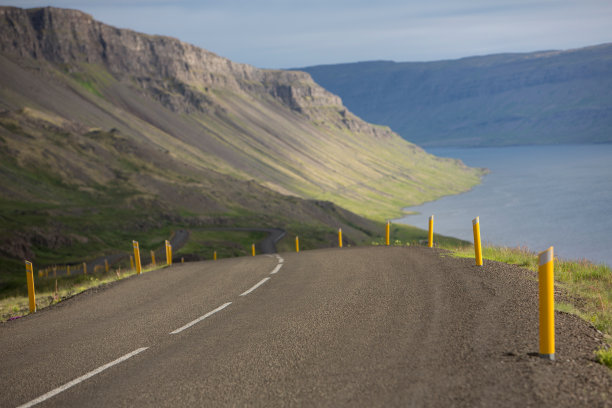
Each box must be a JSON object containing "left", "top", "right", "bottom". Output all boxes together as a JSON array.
[{"left": 0, "top": 6, "right": 343, "bottom": 113}]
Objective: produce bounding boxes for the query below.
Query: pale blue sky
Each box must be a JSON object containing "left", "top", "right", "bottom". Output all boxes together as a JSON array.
[{"left": 3, "top": 0, "right": 612, "bottom": 68}]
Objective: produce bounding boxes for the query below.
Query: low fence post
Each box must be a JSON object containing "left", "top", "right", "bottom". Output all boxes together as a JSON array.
[
  {"left": 296, "top": 236, "right": 300, "bottom": 253},
  {"left": 252, "top": 243, "right": 256, "bottom": 257},
  {"left": 428, "top": 215, "right": 434, "bottom": 248},
  {"left": 25, "top": 261, "right": 36, "bottom": 313},
  {"left": 386, "top": 221, "right": 390, "bottom": 246},
  {"left": 133, "top": 240, "right": 142, "bottom": 275},
  {"left": 472, "top": 217, "right": 483, "bottom": 266},
  {"left": 538, "top": 246, "right": 555, "bottom": 360},
  {"left": 338, "top": 228, "right": 343, "bottom": 248}
]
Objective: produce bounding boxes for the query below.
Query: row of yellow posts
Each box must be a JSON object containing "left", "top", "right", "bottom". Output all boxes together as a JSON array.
[
  {"left": 23, "top": 222, "right": 556, "bottom": 360},
  {"left": 425, "top": 214, "right": 555, "bottom": 360}
]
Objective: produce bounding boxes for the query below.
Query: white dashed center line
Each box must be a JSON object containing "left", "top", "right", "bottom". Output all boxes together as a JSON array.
[
  {"left": 17, "top": 347, "right": 149, "bottom": 408},
  {"left": 170, "top": 302, "right": 232, "bottom": 334},
  {"left": 240, "top": 277, "right": 270, "bottom": 296}
]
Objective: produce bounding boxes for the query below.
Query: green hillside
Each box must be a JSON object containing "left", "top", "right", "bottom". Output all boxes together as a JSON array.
[{"left": 0, "top": 6, "right": 482, "bottom": 289}]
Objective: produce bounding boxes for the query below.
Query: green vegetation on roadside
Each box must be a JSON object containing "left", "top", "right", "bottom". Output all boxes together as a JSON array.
[{"left": 0, "top": 263, "right": 165, "bottom": 322}]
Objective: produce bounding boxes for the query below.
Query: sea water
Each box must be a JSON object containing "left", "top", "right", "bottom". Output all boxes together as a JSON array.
[{"left": 396, "top": 144, "right": 612, "bottom": 267}]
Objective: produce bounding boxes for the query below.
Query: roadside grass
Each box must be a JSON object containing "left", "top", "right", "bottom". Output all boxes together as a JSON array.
[
  {"left": 0, "top": 263, "right": 165, "bottom": 322},
  {"left": 450, "top": 245, "right": 612, "bottom": 345},
  {"left": 175, "top": 229, "right": 268, "bottom": 260}
]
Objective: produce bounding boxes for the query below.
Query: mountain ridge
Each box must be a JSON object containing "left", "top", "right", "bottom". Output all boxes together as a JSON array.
[{"left": 299, "top": 43, "right": 612, "bottom": 146}]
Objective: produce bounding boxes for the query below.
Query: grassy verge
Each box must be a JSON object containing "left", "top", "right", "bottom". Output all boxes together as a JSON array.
[
  {"left": 450, "top": 244, "right": 612, "bottom": 368},
  {"left": 1, "top": 263, "right": 164, "bottom": 322}
]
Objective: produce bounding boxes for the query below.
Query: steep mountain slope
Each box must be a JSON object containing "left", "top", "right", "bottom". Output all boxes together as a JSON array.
[
  {"left": 300, "top": 44, "right": 612, "bottom": 147},
  {"left": 0, "top": 6, "right": 482, "bottom": 278}
]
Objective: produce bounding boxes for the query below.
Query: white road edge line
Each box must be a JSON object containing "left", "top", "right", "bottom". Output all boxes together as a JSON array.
[
  {"left": 17, "top": 347, "right": 149, "bottom": 408},
  {"left": 270, "top": 264, "right": 283, "bottom": 275},
  {"left": 240, "top": 277, "right": 270, "bottom": 296},
  {"left": 170, "top": 302, "right": 232, "bottom": 335},
  {"left": 276, "top": 256, "right": 284, "bottom": 263}
]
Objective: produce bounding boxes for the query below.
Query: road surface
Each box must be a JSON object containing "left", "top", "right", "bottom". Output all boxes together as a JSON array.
[{"left": 1, "top": 246, "right": 610, "bottom": 407}]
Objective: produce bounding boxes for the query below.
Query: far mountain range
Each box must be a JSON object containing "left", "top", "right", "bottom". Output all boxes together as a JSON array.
[{"left": 299, "top": 44, "right": 612, "bottom": 147}]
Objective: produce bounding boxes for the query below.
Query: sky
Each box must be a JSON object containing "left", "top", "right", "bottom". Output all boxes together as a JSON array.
[{"left": 3, "top": 0, "right": 612, "bottom": 68}]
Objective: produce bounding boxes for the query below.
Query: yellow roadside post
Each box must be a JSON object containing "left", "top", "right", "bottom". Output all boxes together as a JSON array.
[
  {"left": 83, "top": 262, "right": 87, "bottom": 275},
  {"left": 165, "top": 240, "right": 172, "bottom": 266},
  {"left": 213, "top": 250, "right": 217, "bottom": 261},
  {"left": 25, "top": 261, "right": 36, "bottom": 313},
  {"left": 38, "top": 270, "right": 43, "bottom": 278},
  {"left": 538, "top": 246, "right": 555, "bottom": 360},
  {"left": 386, "top": 221, "right": 390, "bottom": 246},
  {"left": 67, "top": 265, "right": 70, "bottom": 276},
  {"left": 472, "top": 217, "right": 483, "bottom": 266},
  {"left": 296, "top": 236, "right": 300, "bottom": 253},
  {"left": 428, "top": 215, "right": 434, "bottom": 248},
  {"left": 150, "top": 250, "right": 156, "bottom": 266},
  {"left": 252, "top": 244, "right": 256, "bottom": 257},
  {"left": 181, "top": 257, "right": 184, "bottom": 264},
  {"left": 105, "top": 259, "right": 109, "bottom": 273},
  {"left": 338, "top": 228, "right": 343, "bottom": 248},
  {"left": 133, "top": 241, "right": 142, "bottom": 275}
]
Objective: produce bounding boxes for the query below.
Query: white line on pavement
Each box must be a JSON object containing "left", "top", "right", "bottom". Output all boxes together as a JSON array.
[
  {"left": 240, "top": 277, "right": 270, "bottom": 296},
  {"left": 270, "top": 264, "right": 283, "bottom": 275},
  {"left": 170, "top": 302, "right": 232, "bottom": 334},
  {"left": 17, "top": 347, "right": 149, "bottom": 408},
  {"left": 276, "top": 256, "right": 284, "bottom": 263}
]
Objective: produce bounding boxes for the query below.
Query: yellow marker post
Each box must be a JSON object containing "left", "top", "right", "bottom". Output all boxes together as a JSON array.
[
  {"left": 83, "top": 262, "right": 87, "bottom": 275},
  {"left": 252, "top": 244, "right": 256, "bottom": 257},
  {"left": 150, "top": 250, "right": 156, "bottom": 266},
  {"left": 181, "top": 257, "right": 184, "bottom": 264},
  {"left": 538, "top": 246, "right": 555, "bottom": 360},
  {"left": 338, "top": 228, "right": 343, "bottom": 248},
  {"left": 105, "top": 259, "right": 109, "bottom": 273},
  {"left": 213, "top": 250, "right": 217, "bottom": 261},
  {"left": 38, "top": 270, "right": 43, "bottom": 278},
  {"left": 133, "top": 240, "right": 142, "bottom": 275},
  {"left": 386, "top": 221, "right": 390, "bottom": 246},
  {"left": 169, "top": 244, "right": 173, "bottom": 266},
  {"left": 25, "top": 261, "right": 36, "bottom": 313},
  {"left": 67, "top": 265, "right": 70, "bottom": 276},
  {"left": 472, "top": 217, "right": 483, "bottom": 266},
  {"left": 428, "top": 215, "right": 434, "bottom": 248},
  {"left": 296, "top": 236, "right": 300, "bottom": 253}
]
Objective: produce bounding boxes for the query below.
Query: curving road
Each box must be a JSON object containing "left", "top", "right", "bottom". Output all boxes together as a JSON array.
[{"left": 1, "top": 246, "right": 610, "bottom": 407}]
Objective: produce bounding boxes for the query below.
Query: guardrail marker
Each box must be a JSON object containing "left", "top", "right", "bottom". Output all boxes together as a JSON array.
[
  {"left": 296, "top": 236, "right": 300, "bottom": 253},
  {"left": 25, "top": 261, "right": 36, "bottom": 313},
  {"left": 386, "top": 221, "right": 390, "bottom": 246},
  {"left": 338, "top": 228, "right": 343, "bottom": 248},
  {"left": 538, "top": 246, "right": 555, "bottom": 360},
  {"left": 133, "top": 241, "right": 142, "bottom": 275},
  {"left": 428, "top": 215, "right": 434, "bottom": 248},
  {"left": 472, "top": 217, "right": 483, "bottom": 266}
]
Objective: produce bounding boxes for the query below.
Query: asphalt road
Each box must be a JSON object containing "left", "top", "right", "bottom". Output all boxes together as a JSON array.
[{"left": 1, "top": 246, "right": 610, "bottom": 407}]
